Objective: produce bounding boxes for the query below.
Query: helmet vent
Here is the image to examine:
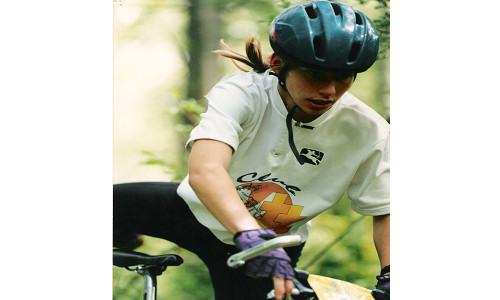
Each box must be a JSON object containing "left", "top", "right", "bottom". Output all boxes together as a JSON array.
[
  {"left": 331, "top": 3, "right": 342, "bottom": 16},
  {"left": 313, "top": 36, "right": 324, "bottom": 59},
  {"left": 355, "top": 12, "right": 363, "bottom": 25},
  {"left": 348, "top": 42, "right": 361, "bottom": 62},
  {"left": 305, "top": 5, "right": 318, "bottom": 19}
]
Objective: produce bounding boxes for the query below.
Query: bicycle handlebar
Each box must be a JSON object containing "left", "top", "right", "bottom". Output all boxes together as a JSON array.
[{"left": 227, "top": 235, "right": 302, "bottom": 268}]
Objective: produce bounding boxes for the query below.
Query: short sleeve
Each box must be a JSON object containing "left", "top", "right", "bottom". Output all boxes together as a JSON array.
[
  {"left": 185, "top": 73, "right": 257, "bottom": 152},
  {"left": 347, "top": 133, "right": 390, "bottom": 216}
]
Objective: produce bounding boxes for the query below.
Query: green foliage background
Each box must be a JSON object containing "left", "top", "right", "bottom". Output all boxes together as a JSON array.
[{"left": 113, "top": 0, "right": 389, "bottom": 299}]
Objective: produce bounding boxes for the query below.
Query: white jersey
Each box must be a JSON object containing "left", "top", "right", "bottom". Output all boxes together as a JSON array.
[{"left": 177, "top": 69, "right": 390, "bottom": 245}]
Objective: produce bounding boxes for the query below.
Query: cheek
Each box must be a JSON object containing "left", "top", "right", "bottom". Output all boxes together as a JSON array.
[
  {"left": 291, "top": 83, "right": 316, "bottom": 99},
  {"left": 337, "top": 84, "right": 349, "bottom": 94},
  {"left": 294, "top": 77, "right": 319, "bottom": 92},
  {"left": 286, "top": 76, "right": 310, "bottom": 95},
  {"left": 336, "top": 80, "right": 354, "bottom": 94}
]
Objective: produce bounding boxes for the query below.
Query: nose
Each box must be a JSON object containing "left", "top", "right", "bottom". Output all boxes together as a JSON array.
[{"left": 318, "top": 81, "right": 337, "bottom": 99}]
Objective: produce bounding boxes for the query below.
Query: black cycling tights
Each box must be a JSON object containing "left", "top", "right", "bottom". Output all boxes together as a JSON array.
[{"left": 113, "top": 182, "right": 304, "bottom": 300}]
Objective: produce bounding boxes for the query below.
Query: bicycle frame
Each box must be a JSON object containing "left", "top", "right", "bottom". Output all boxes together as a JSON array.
[
  {"left": 227, "top": 234, "right": 374, "bottom": 300},
  {"left": 114, "top": 235, "right": 374, "bottom": 300}
]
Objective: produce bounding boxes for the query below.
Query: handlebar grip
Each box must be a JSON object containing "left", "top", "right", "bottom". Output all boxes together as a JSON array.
[{"left": 227, "top": 235, "right": 302, "bottom": 268}]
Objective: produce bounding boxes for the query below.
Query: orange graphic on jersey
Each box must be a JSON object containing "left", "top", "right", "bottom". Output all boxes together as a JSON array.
[{"left": 236, "top": 182, "right": 306, "bottom": 234}]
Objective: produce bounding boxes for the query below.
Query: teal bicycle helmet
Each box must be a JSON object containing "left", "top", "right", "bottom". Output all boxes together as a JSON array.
[
  {"left": 269, "top": 1, "right": 379, "bottom": 73},
  {"left": 268, "top": 1, "right": 380, "bottom": 166}
]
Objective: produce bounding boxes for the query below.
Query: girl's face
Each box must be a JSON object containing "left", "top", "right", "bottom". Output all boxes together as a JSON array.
[{"left": 278, "top": 66, "right": 355, "bottom": 123}]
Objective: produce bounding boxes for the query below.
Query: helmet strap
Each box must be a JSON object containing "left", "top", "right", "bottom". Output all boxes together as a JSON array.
[
  {"left": 270, "top": 64, "right": 308, "bottom": 165},
  {"left": 269, "top": 63, "right": 291, "bottom": 92},
  {"left": 277, "top": 63, "right": 291, "bottom": 92},
  {"left": 286, "top": 105, "right": 305, "bottom": 165}
]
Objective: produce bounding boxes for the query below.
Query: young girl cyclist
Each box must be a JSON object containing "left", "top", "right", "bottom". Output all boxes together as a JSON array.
[{"left": 114, "top": 1, "right": 390, "bottom": 299}]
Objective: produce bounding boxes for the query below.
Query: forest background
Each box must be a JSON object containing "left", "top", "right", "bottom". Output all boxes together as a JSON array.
[
  {"left": 113, "top": 0, "right": 390, "bottom": 299},
  {"left": 3, "top": 1, "right": 500, "bottom": 299}
]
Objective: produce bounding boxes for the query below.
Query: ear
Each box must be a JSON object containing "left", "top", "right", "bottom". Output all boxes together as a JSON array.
[{"left": 269, "top": 53, "right": 283, "bottom": 73}]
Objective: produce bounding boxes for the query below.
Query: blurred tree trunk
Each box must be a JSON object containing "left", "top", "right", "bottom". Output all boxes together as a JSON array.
[{"left": 186, "top": 0, "right": 223, "bottom": 100}]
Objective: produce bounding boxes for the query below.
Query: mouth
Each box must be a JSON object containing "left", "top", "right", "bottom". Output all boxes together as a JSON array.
[
  {"left": 310, "top": 99, "right": 332, "bottom": 104},
  {"left": 308, "top": 99, "right": 334, "bottom": 109}
]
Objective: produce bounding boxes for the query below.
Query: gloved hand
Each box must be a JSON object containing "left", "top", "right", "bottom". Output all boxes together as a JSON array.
[
  {"left": 371, "top": 265, "right": 390, "bottom": 300},
  {"left": 233, "top": 229, "right": 295, "bottom": 280}
]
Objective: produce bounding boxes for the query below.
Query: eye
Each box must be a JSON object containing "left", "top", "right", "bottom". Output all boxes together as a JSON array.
[
  {"left": 298, "top": 68, "right": 354, "bottom": 83},
  {"left": 306, "top": 70, "right": 322, "bottom": 77},
  {"left": 333, "top": 73, "right": 354, "bottom": 83},
  {"left": 301, "top": 69, "right": 326, "bottom": 81}
]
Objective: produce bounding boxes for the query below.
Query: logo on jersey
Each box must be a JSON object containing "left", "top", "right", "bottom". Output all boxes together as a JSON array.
[
  {"left": 236, "top": 182, "right": 307, "bottom": 234},
  {"left": 299, "top": 148, "right": 324, "bottom": 165}
]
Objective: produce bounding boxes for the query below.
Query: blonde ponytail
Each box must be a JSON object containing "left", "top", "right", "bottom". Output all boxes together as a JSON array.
[{"left": 214, "top": 36, "right": 272, "bottom": 73}]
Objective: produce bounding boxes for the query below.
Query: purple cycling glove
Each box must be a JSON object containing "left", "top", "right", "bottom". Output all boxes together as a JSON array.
[
  {"left": 372, "top": 265, "right": 390, "bottom": 300},
  {"left": 233, "top": 229, "right": 295, "bottom": 280}
]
